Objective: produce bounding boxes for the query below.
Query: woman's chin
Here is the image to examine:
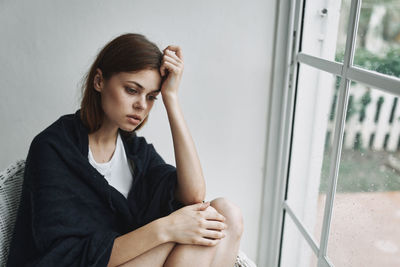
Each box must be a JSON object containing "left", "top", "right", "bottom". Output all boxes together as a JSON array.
[{"left": 120, "top": 124, "right": 137, "bottom": 132}]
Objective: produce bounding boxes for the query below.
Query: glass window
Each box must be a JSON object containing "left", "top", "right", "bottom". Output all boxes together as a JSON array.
[
  {"left": 280, "top": 215, "right": 318, "bottom": 267},
  {"left": 327, "top": 82, "right": 400, "bottom": 266},
  {"left": 286, "top": 63, "right": 339, "bottom": 245},
  {"left": 273, "top": 0, "right": 400, "bottom": 266},
  {"left": 353, "top": 1, "right": 400, "bottom": 78}
]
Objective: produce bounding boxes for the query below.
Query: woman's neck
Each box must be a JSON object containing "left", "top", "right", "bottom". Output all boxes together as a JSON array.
[{"left": 89, "top": 120, "right": 119, "bottom": 147}]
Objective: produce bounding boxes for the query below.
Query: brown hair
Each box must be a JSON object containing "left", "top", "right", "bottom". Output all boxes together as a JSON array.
[{"left": 79, "top": 33, "right": 164, "bottom": 139}]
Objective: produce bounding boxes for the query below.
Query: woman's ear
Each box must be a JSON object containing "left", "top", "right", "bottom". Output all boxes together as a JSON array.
[{"left": 93, "top": 68, "right": 104, "bottom": 92}]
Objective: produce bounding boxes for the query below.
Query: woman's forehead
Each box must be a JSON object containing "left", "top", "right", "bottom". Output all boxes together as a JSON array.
[{"left": 119, "top": 69, "right": 159, "bottom": 78}]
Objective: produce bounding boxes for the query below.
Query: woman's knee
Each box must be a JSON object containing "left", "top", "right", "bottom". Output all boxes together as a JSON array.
[{"left": 209, "top": 197, "right": 244, "bottom": 239}]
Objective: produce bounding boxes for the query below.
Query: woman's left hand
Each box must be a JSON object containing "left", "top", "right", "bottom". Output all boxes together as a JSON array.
[{"left": 160, "top": 45, "right": 184, "bottom": 100}]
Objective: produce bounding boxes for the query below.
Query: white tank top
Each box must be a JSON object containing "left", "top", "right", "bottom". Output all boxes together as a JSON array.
[{"left": 88, "top": 131, "right": 133, "bottom": 198}]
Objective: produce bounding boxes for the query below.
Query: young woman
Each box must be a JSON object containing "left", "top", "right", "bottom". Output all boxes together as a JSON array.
[{"left": 7, "top": 33, "right": 243, "bottom": 267}]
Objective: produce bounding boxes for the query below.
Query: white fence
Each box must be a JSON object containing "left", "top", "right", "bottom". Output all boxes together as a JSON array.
[{"left": 326, "top": 83, "right": 400, "bottom": 152}]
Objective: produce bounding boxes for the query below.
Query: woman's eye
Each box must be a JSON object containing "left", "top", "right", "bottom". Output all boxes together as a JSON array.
[
  {"left": 125, "top": 87, "right": 138, "bottom": 94},
  {"left": 125, "top": 87, "right": 158, "bottom": 100}
]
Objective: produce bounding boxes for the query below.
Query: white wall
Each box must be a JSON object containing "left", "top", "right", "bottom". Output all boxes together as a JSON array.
[{"left": 0, "top": 0, "right": 277, "bottom": 261}]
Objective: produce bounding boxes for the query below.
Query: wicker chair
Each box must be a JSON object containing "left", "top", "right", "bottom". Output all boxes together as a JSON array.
[
  {"left": 0, "top": 160, "right": 256, "bottom": 267},
  {"left": 0, "top": 159, "right": 24, "bottom": 267}
]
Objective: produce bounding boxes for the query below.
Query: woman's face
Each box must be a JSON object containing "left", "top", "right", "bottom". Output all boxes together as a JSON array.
[{"left": 94, "top": 68, "right": 162, "bottom": 132}]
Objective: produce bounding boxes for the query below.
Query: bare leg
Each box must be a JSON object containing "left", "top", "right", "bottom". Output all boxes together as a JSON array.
[
  {"left": 118, "top": 242, "right": 176, "bottom": 267},
  {"left": 209, "top": 197, "right": 244, "bottom": 267},
  {"left": 163, "top": 197, "right": 244, "bottom": 267}
]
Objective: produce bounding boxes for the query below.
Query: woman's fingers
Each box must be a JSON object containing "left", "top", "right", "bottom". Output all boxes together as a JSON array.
[
  {"left": 196, "top": 204, "right": 226, "bottom": 222},
  {"left": 203, "top": 210, "right": 226, "bottom": 222},
  {"left": 161, "top": 52, "right": 183, "bottom": 76},
  {"left": 199, "top": 201, "right": 210, "bottom": 211},
  {"left": 163, "top": 61, "right": 180, "bottom": 75},
  {"left": 193, "top": 201, "right": 209, "bottom": 211},
  {"left": 164, "top": 49, "right": 183, "bottom": 64},
  {"left": 204, "top": 220, "right": 227, "bottom": 231},
  {"left": 196, "top": 237, "right": 221, "bottom": 246},
  {"left": 163, "top": 45, "right": 183, "bottom": 61},
  {"left": 160, "top": 65, "right": 166, "bottom": 76},
  {"left": 163, "top": 54, "right": 182, "bottom": 68},
  {"left": 201, "top": 229, "right": 226, "bottom": 240}
]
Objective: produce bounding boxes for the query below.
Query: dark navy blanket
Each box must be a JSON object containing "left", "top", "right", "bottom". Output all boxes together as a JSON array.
[{"left": 7, "top": 109, "right": 184, "bottom": 266}]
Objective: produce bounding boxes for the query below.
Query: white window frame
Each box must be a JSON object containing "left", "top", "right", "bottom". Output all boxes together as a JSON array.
[{"left": 257, "top": 0, "right": 400, "bottom": 266}]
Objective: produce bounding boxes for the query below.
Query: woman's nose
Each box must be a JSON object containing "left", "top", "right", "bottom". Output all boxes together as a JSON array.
[{"left": 133, "top": 95, "right": 147, "bottom": 110}]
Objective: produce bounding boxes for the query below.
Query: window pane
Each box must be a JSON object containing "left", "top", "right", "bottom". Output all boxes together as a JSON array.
[
  {"left": 280, "top": 214, "right": 318, "bottom": 267},
  {"left": 286, "top": 63, "right": 340, "bottom": 245},
  {"left": 353, "top": 1, "right": 400, "bottom": 78},
  {"left": 327, "top": 82, "right": 400, "bottom": 266},
  {"left": 301, "top": 0, "right": 351, "bottom": 62}
]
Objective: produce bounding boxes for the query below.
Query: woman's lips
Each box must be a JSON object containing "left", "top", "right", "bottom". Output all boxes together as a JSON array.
[{"left": 127, "top": 116, "right": 141, "bottom": 125}]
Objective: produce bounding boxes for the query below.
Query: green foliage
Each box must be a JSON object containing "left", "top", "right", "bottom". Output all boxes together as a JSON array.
[
  {"left": 320, "top": 149, "right": 400, "bottom": 193},
  {"left": 346, "top": 95, "right": 356, "bottom": 122},
  {"left": 336, "top": 47, "right": 400, "bottom": 78},
  {"left": 354, "top": 47, "right": 400, "bottom": 77},
  {"left": 342, "top": 90, "right": 372, "bottom": 123},
  {"left": 331, "top": 47, "right": 399, "bottom": 124},
  {"left": 359, "top": 90, "right": 372, "bottom": 122}
]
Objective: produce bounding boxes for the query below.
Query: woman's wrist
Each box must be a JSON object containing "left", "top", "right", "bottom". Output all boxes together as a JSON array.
[
  {"left": 154, "top": 216, "right": 173, "bottom": 244},
  {"left": 162, "top": 92, "right": 179, "bottom": 105}
]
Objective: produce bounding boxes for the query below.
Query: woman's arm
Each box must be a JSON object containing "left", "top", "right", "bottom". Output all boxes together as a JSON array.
[
  {"left": 108, "top": 202, "right": 226, "bottom": 267},
  {"left": 107, "top": 217, "right": 168, "bottom": 267},
  {"left": 163, "top": 95, "right": 205, "bottom": 204},
  {"left": 160, "top": 45, "right": 206, "bottom": 205}
]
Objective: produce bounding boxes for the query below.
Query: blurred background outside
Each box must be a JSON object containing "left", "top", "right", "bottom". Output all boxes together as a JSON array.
[{"left": 281, "top": 0, "right": 400, "bottom": 266}]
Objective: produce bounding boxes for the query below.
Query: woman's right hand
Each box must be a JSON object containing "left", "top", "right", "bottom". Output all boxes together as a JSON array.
[{"left": 164, "top": 202, "right": 228, "bottom": 246}]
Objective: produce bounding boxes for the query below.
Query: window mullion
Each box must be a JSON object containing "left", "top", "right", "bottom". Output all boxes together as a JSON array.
[
  {"left": 282, "top": 201, "right": 320, "bottom": 255},
  {"left": 296, "top": 53, "right": 343, "bottom": 76},
  {"left": 296, "top": 53, "right": 400, "bottom": 94},
  {"left": 347, "top": 66, "right": 400, "bottom": 95},
  {"left": 342, "top": 0, "right": 362, "bottom": 74},
  {"left": 318, "top": 256, "right": 334, "bottom": 267},
  {"left": 318, "top": 0, "right": 362, "bottom": 259}
]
